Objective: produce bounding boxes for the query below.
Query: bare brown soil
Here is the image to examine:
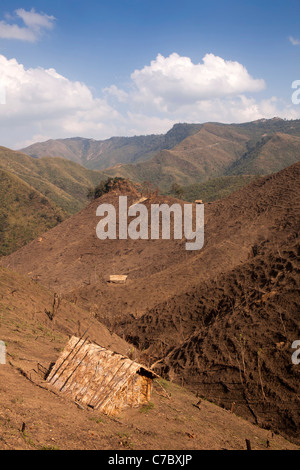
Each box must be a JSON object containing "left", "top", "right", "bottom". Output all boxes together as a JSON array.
[
  {"left": 121, "top": 236, "right": 300, "bottom": 443},
  {"left": 1, "top": 265, "right": 297, "bottom": 450},
  {"left": 2, "top": 362, "right": 297, "bottom": 450},
  {"left": 1, "top": 163, "right": 300, "bottom": 446}
]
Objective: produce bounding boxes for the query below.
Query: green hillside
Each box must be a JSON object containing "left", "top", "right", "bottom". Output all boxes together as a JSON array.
[
  {"left": 174, "top": 175, "right": 260, "bottom": 202},
  {"left": 226, "top": 133, "right": 300, "bottom": 176},
  {"left": 19, "top": 119, "right": 300, "bottom": 197},
  {"left": 0, "top": 147, "right": 108, "bottom": 215},
  {"left": 0, "top": 169, "right": 66, "bottom": 256},
  {"left": 21, "top": 123, "right": 203, "bottom": 170}
]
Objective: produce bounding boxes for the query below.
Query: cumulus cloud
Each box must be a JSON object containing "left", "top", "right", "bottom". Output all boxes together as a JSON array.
[
  {"left": 103, "top": 85, "right": 129, "bottom": 103},
  {"left": 0, "top": 52, "right": 298, "bottom": 149},
  {"left": 0, "top": 54, "right": 122, "bottom": 147},
  {"left": 128, "top": 53, "right": 266, "bottom": 112},
  {"left": 103, "top": 53, "right": 298, "bottom": 128},
  {"left": 0, "top": 8, "right": 55, "bottom": 42},
  {"left": 289, "top": 36, "right": 300, "bottom": 46},
  {"left": 175, "top": 95, "right": 299, "bottom": 124}
]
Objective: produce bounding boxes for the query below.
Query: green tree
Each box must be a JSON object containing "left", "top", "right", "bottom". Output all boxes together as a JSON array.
[{"left": 170, "top": 183, "right": 185, "bottom": 199}]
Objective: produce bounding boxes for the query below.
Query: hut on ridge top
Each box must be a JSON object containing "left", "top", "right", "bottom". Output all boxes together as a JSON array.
[{"left": 47, "top": 336, "right": 158, "bottom": 416}]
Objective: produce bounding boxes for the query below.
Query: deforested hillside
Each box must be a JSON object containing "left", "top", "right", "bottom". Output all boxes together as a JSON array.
[
  {"left": 2, "top": 264, "right": 296, "bottom": 450},
  {"left": 116, "top": 163, "right": 300, "bottom": 444},
  {"left": 120, "top": 232, "right": 300, "bottom": 443},
  {"left": 1, "top": 162, "right": 300, "bottom": 445},
  {"left": 2, "top": 163, "right": 299, "bottom": 328}
]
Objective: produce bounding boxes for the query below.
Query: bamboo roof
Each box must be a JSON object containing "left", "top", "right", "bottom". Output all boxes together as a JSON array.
[
  {"left": 109, "top": 275, "right": 128, "bottom": 284},
  {"left": 47, "top": 336, "right": 158, "bottom": 414}
]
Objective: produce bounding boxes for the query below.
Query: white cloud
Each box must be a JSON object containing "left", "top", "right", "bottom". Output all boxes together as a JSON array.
[
  {"left": 103, "top": 85, "right": 129, "bottom": 103},
  {"left": 14, "top": 134, "right": 52, "bottom": 149},
  {"left": 0, "top": 54, "right": 122, "bottom": 147},
  {"left": 103, "top": 53, "right": 298, "bottom": 127},
  {"left": 128, "top": 53, "right": 265, "bottom": 113},
  {"left": 175, "top": 95, "right": 299, "bottom": 124},
  {"left": 15, "top": 8, "right": 55, "bottom": 30},
  {"left": 289, "top": 36, "right": 300, "bottom": 46},
  {"left": 120, "top": 112, "right": 175, "bottom": 137},
  {"left": 0, "top": 8, "right": 55, "bottom": 42},
  {"left": 0, "top": 52, "right": 299, "bottom": 150}
]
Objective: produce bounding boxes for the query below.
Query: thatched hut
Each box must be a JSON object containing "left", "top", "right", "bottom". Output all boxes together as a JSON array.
[
  {"left": 109, "top": 275, "right": 128, "bottom": 284},
  {"left": 47, "top": 336, "right": 158, "bottom": 416}
]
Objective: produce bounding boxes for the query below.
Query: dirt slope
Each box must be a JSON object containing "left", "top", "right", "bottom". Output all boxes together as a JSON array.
[
  {"left": 120, "top": 234, "right": 300, "bottom": 443},
  {"left": 2, "top": 164, "right": 299, "bottom": 325},
  {"left": 117, "top": 164, "right": 300, "bottom": 444},
  {"left": 1, "top": 163, "right": 299, "bottom": 444},
  {"left": 1, "top": 265, "right": 297, "bottom": 450}
]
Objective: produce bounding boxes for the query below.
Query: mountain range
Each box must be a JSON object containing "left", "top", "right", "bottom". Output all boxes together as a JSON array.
[
  {"left": 104, "top": 120, "right": 300, "bottom": 191},
  {"left": 21, "top": 123, "right": 203, "bottom": 170},
  {"left": 21, "top": 118, "right": 300, "bottom": 194}
]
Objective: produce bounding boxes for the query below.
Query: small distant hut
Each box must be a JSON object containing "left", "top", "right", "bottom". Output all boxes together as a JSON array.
[
  {"left": 109, "top": 275, "right": 128, "bottom": 284},
  {"left": 47, "top": 337, "right": 158, "bottom": 416},
  {"left": 0, "top": 340, "right": 6, "bottom": 365}
]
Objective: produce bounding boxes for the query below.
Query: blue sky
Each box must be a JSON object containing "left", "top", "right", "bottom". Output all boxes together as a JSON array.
[{"left": 0, "top": 0, "right": 299, "bottom": 148}]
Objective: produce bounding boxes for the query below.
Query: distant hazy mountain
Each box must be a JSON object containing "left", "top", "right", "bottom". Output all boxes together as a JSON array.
[
  {"left": 104, "top": 118, "right": 300, "bottom": 191},
  {"left": 20, "top": 123, "right": 203, "bottom": 170},
  {"left": 19, "top": 117, "right": 300, "bottom": 201}
]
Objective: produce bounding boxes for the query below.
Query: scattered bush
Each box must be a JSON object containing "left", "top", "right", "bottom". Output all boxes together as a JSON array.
[{"left": 87, "top": 177, "right": 131, "bottom": 200}]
